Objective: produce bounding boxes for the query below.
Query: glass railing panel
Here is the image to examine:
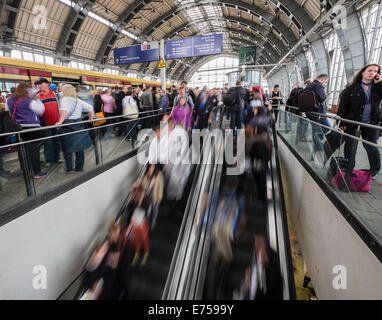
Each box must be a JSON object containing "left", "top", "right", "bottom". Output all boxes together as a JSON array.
[
  {"left": 98, "top": 117, "right": 141, "bottom": 165},
  {"left": 276, "top": 110, "right": 382, "bottom": 246},
  {"left": 31, "top": 125, "right": 102, "bottom": 196},
  {"left": 0, "top": 134, "right": 29, "bottom": 215}
]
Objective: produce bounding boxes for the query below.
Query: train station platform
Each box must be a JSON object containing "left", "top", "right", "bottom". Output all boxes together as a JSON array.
[{"left": 0, "top": 0, "right": 382, "bottom": 302}]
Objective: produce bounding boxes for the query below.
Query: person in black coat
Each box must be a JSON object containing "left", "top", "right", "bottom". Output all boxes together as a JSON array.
[
  {"left": 269, "top": 85, "right": 283, "bottom": 121},
  {"left": 304, "top": 75, "right": 331, "bottom": 153},
  {"left": 227, "top": 80, "right": 248, "bottom": 135},
  {"left": 338, "top": 64, "right": 382, "bottom": 179}
]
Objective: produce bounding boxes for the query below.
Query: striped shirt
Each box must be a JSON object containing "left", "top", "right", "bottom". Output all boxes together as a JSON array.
[{"left": 39, "top": 89, "right": 59, "bottom": 126}]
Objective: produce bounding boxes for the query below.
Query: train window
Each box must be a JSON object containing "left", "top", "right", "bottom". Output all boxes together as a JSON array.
[
  {"left": 80, "top": 84, "right": 93, "bottom": 91},
  {"left": 96, "top": 86, "right": 110, "bottom": 91},
  {"left": 0, "top": 82, "right": 20, "bottom": 94}
]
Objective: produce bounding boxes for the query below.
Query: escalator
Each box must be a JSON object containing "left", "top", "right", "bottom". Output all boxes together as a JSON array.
[
  {"left": 120, "top": 167, "right": 197, "bottom": 299},
  {"left": 166, "top": 115, "right": 295, "bottom": 300}
]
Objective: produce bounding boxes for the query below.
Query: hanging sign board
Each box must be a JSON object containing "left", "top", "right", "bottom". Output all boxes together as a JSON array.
[{"left": 114, "top": 42, "right": 159, "bottom": 65}]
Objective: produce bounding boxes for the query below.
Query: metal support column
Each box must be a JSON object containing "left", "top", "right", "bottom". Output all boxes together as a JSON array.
[{"left": 160, "top": 39, "right": 166, "bottom": 92}]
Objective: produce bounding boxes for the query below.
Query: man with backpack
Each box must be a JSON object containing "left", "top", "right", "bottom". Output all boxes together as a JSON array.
[
  {"left": 298, "top": 74, "right": 331, "bottom": 155},
  {"left": 224, "top": 80, "right": 247, "bottom": 136},
  {"left": 287, "top": 82, "right": 303, "bottom": 115}
]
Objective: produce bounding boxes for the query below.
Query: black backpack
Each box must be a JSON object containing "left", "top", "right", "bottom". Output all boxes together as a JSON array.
[
  {"left": 223, "top": 87, "right": 242, "bottom": 111},
  {"left": 298, "top": 89, "right": 320, "bottom": 113}
]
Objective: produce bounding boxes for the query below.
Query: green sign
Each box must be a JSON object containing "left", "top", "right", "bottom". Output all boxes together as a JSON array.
[{"left": 239, "top": 46, "right": 256, "bottom": 65}]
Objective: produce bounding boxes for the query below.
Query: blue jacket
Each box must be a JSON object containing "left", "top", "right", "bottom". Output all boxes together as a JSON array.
[
  {"left": 305, "top": 80, "right": 327, "bottom": 114},
  {"left": 158, "top": 94, "right": 168, "bottom": 110}
]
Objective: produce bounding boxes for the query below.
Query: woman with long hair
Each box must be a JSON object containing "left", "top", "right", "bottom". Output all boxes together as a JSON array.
[
  {"left": 6, "top": 82, "right": 46, "bottom": 179},
  {"left": 338, "top": 64, "right": 382, "bottom": 179}
]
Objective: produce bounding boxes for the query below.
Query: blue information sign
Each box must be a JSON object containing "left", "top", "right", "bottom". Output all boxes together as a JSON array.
[
  {"left": 194, "top": 34, "right": 223, "bottom": 57},
  {"left": 165, "top": 33, "right": 222, "bottom": 60},
  {"left": 114, "top": 42, "right": 159, "bottom": 65}
]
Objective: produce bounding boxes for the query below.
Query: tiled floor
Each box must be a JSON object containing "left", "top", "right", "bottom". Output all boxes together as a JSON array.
[
  {"left": 277, "top": 119, "right": 382, "bottom": 246},
  {"left": 0, "top": 134, "right": 135, "bottom": 216}
]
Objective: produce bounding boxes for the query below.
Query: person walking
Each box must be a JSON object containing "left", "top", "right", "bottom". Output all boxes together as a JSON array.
[{"left": 101, "top": 89, "right": 117, "bottom": 137}]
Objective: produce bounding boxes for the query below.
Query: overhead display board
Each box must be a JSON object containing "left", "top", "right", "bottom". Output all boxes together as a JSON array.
[
  {"left": 166, "top": 33, "right": 223, "bottom": 60},
  {"left": 239, "top": 46, "right": 257, "bottom": 66},
  {"left": 114, "top": 42, "right": 159, "bottom": 65},
  {"left": 113, "top": 34, "right": 223, "bottom": 65}
]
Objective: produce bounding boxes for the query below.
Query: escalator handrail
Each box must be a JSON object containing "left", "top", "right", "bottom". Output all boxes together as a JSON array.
[
  {"left": 162, "top": 108, "right": 225, "bottom": 299},
  {"left": 268, "top": 123, "right": 297, "bottom": 300},
  {"left": 161, "top": 142, "right": 207, "bottom": 299}
]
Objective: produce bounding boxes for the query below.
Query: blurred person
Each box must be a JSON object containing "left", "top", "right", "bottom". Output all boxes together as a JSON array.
[
  {"left": 141, "top": 86, "right": 154, "bottom": 129},
  {"left": 169, "top": 85, "right": 178, "bottom": 108},
  {"left": 165, "top": 133, "right": 191, "bottom": 202},
  {"left": 247, "top": 90, "right": 264, "bottom": 124},
  {"left": 132, "top": 164, "right": 164, "bottom": 230},
  {"left": 148, "top": 164, "right": 164, "bottom": 229},
  {"left": 116, "top": 85, "right": 129, "bottom": 137},
  {"left": 129, "top": 186, "right": 151, "bottom": 266},
  {"left": 0, "top": 90, "right": 6, "bottom": 104},
  {"left": 84, "top": 220, "right": 123, "bottom": 300},
  {"left": 49, "top": 84, "right": 58, "bottom": 93},
  {"left": 77, "top": 86, "right": 94, "bottom": 106},
  {"left": 181, "top": 80, "right": 195, "bottom": 108},
  {"left": 56, "top": 84, "right": 94, "bottom": 172},
  {"left": 225, "top": 80, "right": 247, "bottom": 136},
  {"left": 6, "top": 83, "right": 46, "bottom": 178},
  {"left": 6, "top": 87, "right": 16, "bottom": 99},
  {"left": 205, "top": 175, "right": 245, "bottom": 299},
  {"left": 173, "top": 86, "right": 194, "bottom": 109},
  {"left": 122, "top": 87, "right": 138, "bottom": 145},
  {"left": 195, "top": 89, "right": 217, "bottom": 129},
  {"left": 35, "top": 77, "right": 62, "bottom": 166},
  {"left": 171, "top": 96, "right": 192, "bottom": 131},
  {"left": 264, "top": 89, "right": 269, "bottom": 101},
  {"left": 147, "top": 119, "right": 175, "bottom": 166},
  {"left": 234, "top": 235, "right": 283, "bottom": 300},
  {"left": 0, "top": 101, "right": 6, "bottom": 186},
  {"left": 247, "top": 105, "right": 274, "bottom": 201},
  {"left": 296, "top": 79, "right": 313, "bottom": 143},
  {"left": 101, "top": 88, "right": 117, "bottom": 137},
  {"left": 158, "top": 89, "right": 168, "bottom": 114}
]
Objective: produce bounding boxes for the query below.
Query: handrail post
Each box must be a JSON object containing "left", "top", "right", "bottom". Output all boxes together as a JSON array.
[{"left": 18, "top": 133, "right": 34, "bottom": 197}]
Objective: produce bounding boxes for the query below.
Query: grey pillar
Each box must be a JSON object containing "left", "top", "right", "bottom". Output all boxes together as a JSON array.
[
  {"left": 335, "top": 8, "right": 365, "bottom": 80},
  {"left": 296, "top": 52, "right": 310, "bottom": 81}
]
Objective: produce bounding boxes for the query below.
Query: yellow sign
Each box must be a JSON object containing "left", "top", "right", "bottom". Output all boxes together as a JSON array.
[{"left": 157, "top": 57, "right": 166, "bottom": 69}]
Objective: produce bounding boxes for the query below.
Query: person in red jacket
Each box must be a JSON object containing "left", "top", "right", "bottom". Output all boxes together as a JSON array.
[{"left": 35, "top": 78, "right": 62, "bottom": 166}]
